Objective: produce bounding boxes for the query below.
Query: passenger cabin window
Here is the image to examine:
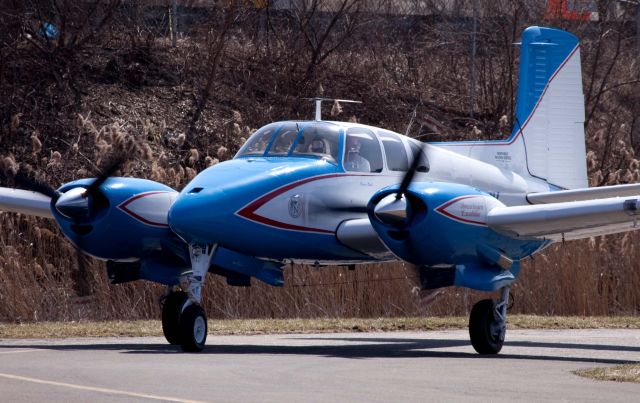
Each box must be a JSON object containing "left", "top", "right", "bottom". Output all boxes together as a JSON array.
[
  {"left": 236, "top": 123, "right": 280, "bottom": 157},
  {"left": 378, "top": 130, "right": 409, "bottom": 172},
  {"left": 266, "top": 123, "right": 299, "bottom": 156},
  {"left": 343, "top": 128, "right": 383, "bottom": 173},
  {"left": 291, "top": 123, "right": 340, "bottom": 163},
  {"left": 408, "top": 140, "right": 430, "bottom": 173}
]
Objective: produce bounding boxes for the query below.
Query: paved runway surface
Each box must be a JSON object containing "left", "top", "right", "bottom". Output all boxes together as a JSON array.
[{"left": 0, "top": 329, "right": 639, "bottom": 402}]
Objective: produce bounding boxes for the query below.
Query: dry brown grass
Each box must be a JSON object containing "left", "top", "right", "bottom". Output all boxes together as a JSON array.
[
  {"left": 0, "top": 2, "right": 639, "bottom": 322},
  {"left": 574, "top": 365, "right": 640, "bottom": 383},
  {"left": 2, "top": 316, "right": 640, "bottom": 339}
]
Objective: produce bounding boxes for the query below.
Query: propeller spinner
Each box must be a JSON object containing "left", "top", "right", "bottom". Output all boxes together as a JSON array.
[
  {"left": 55, "top": 186, "right": 90, "bottom": 219},
  {"left": 372, "top": 144, "right": 426, "bottom": 227},
  {"left": 56, "top": 158, "right": 124, "bottom": 221}
]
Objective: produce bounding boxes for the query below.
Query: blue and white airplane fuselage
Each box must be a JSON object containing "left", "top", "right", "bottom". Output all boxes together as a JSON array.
[{"left": 169, "top": 120, "right": 549, "bottom": 266}]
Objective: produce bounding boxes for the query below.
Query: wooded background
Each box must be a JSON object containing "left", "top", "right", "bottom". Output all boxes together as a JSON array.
[{"left": 1, "top": 0, "right": 639, "bottom": 322}]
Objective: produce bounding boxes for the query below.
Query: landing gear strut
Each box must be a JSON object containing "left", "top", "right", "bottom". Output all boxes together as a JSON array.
[
  {"left": 161, "top": 244, "right": 216, "bottom": 352},
  {"left": 469, "top": 286, "right": 510, "bottom": 354}
]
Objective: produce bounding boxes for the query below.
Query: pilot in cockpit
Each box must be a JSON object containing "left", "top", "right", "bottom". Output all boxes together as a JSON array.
[
  {"left": 309, "top": 138, "right": 327, "bottom": 154},
  {"left": 345, "top": 136, "right": 371, "bottom": 172}
]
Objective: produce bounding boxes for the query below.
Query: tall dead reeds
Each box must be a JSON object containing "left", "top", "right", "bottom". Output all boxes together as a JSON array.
[{"left": 1, "top": 1, "right": 640, "bottom": 321}]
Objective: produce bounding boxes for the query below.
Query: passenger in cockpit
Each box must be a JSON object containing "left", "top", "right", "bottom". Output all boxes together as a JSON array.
[{"left": 345, "top": 136, "right": 371, "bottom": 172}]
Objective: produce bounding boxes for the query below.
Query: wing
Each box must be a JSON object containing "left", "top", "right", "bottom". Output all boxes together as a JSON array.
[
  {"left": 487, "top": 196, "right": 640, "bottom": 241},
  {"left": 527, "top": 183, "right": 640, "bottom": 204},
  {"left": 0, "top": 187, "right": 53, "bottom": 218}
]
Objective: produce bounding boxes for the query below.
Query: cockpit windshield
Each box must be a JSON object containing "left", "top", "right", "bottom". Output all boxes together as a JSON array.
[
  {"left": 290, "top": 123, "right": 340, "bottom": 163},
  {"left": 235, "top": 123, "right": 279, "bottom": 157},
  {"left": 267, "top": 123, "right": 299, "bottom": 156},
  {"left": 235, "top": 122, "right": 340, "bottom": 163}
]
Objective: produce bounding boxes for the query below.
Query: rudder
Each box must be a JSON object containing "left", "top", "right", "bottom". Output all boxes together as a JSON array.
[{"left": 514, "top": 26, "right": 587, "bottom": 189}]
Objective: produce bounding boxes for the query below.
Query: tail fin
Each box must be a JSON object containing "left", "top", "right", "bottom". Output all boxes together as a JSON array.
[
  {"left": 514, "top": 26, "right": 587, "bottom": 189},
  {"left": 434, "top": 26, "right": 588, "bottom": 190}
]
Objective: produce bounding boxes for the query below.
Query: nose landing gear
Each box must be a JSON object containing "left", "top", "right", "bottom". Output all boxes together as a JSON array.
[{"left": 160, "top": 244, "right": 216, "bottom": 352}]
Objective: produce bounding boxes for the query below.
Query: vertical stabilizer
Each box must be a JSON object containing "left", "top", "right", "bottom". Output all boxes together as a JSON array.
[
  {"left": 433, "top": 26, "right": 588, "bottom": 190},
  {"left": 514, "top": 26, "right": 587, "bottom": 189}
]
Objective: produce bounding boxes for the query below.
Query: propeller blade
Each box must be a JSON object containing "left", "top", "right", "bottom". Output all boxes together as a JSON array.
[
  {"left": 397, "top": 143, "right": 425, "bottom": 200},
  {"left": 2, "top": 169, "right": 60, "bottom": 202},
  {"left": 326, "top": 205, "right": 369, "bottom": 213},
  {"left": 82, "top": 156, "right": 125, "bottom": 198},
  {"left": 71, "top": 245, "right": 93, "bottom": 297}
]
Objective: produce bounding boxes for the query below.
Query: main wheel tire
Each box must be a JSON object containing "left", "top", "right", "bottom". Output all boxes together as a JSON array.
[
  {"left": 179, "top": 304, "right": 208, "bottom": 352},
  {"left": 161, "top": 291, "right": 188, "bottom": 345},
  {"left": 469, "top": 298, "right": 505, "bottom": 355}
]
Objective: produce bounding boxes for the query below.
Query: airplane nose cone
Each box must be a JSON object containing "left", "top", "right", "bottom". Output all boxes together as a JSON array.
[
  {"left": 168, "top": 188, "right": 229, "bottom": 244},
  {"left": 55, "top": 187, "right": 90, "bottom": 219},
  {"left": 373, "top": 194, "right": 408, "bottom": 226}
]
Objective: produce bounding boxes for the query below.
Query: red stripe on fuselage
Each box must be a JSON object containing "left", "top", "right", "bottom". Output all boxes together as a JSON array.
[{"left": 236, "top": 173, "right": 378, "bottom": 234}]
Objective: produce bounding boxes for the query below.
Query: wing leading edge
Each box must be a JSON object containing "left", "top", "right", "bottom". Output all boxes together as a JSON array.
[
  {"left": 0, "top": 187, "right": 53, "bottom": 218},
  {"left": 527, "top": 183, "right": 640, "bottom": 204},
  {"left": 488, "top": 196, "right": 640, "bottom": 241}
]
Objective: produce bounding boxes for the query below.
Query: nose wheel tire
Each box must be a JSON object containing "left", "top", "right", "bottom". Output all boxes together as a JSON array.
[
  {"left": 161, "top": 291, "right": 188, "bottom": 345},
  {"left": 179, "top": 304, "right": 208, "bottom": 352},
  {"left": 469, "top": 298, "right": 505, "bottom": 355}
]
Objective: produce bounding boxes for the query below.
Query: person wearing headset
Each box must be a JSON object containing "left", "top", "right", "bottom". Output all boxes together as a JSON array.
[{"left": 344, "top": 136, "right": 371, "bottom": 172}]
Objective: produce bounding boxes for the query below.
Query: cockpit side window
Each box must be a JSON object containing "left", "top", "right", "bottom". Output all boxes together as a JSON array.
[
  {"left": 235, "top": 123, "right": 280, "bottom": 157},
  {"left": 291, "top": 123, "right": 340, "bottom": 163},
  {"left": 343, "top": 128, "right": 383, "bottom": 173},
  {"left": 378, "top": 130, "right": 409, "bottom": 172},
  {"left": 408, "top": 140, "right": 430, "bottom": 173},
  {"left": 266, "top": 123, "right": 300, "bottom": 156}
]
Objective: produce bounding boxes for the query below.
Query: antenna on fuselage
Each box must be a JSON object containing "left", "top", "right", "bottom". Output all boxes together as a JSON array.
[{"left": 303, "top": 97, "right": 361, "bottom": 121}]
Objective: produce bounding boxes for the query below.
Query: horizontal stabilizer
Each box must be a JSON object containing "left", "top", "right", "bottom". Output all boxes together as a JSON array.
[
  {"left": 527, "top": 184, "right": 640, "bottom": 204},
  {"left": 488, "top": 196, "right": 640, "bottom": 241},
  {"left": 0, "top": 187, "right": 53, "bottom": 218}
]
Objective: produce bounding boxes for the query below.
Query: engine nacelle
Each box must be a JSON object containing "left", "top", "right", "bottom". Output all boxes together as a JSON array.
[
  {"left": 368, "top": 182, "right": 544, "bottom": 291},
  {"left": 52, "top": 177, "right": 179, "bottom": 261}
]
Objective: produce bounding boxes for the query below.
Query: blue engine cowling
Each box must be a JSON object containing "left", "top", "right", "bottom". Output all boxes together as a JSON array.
[
  {"left": 52, "top": 177, "right": 181, "bottom": 261},
  {"left": 52, "top": 177, "right": 283, "bottom": 287},
  {"left": 367, "top": 182, "right": 546, "bottom": 291}
]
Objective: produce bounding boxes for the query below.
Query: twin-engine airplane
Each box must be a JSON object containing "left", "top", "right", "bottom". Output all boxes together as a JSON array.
[{"left": 2, "top": 26, "right": 639, "bottom": 353}]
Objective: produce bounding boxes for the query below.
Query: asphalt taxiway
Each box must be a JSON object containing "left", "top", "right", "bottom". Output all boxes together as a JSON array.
[{"left": 0, "top": 329, "right": 639, "bottom": 402}]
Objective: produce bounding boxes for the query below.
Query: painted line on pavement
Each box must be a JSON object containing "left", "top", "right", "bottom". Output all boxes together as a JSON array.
[
  {"left": 0, "top": 372, "right": 207, "bottom": 403},
  {"left": 0, "top": 349, "right": 39, "bottom": 354}
]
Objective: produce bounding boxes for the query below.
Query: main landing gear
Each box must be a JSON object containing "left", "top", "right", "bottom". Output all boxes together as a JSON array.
[
  {"left": 161, "top": 244, "right": 216, "bottom": 352},
  {"left": 469, "top": 286, "right": 510, "bottom": 354}
]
